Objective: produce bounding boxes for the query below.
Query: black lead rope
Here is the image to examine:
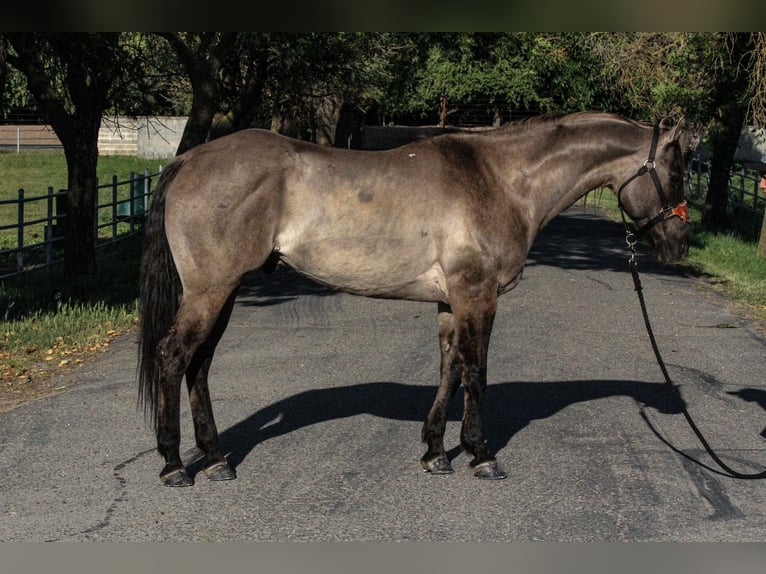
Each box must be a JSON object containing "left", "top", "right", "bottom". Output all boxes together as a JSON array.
[{"left": 628, "top": 247, "right": 766, "bottom": 479}]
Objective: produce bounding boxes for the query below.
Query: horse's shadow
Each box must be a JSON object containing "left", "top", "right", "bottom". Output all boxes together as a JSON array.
[
  {"left": 195, "top": 378, "right": 686, "bottom": 473},
  {"left": 728, "top": 388, "right": 766, "bottom": 438}
]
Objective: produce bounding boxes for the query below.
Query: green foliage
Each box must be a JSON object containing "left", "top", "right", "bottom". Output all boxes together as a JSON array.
[{"left": 379, "top": 33, "right": 603, "bottom": 124}]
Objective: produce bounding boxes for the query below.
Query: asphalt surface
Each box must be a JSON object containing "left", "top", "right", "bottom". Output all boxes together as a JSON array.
[{"left": 1, "top": 205, "right": 765, "bottom": 542}]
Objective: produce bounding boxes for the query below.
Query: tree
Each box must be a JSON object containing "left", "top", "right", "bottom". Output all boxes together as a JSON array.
[
  {"left": 3, "top": 33, "right": 134, "bottom": 276},
  {"left": 588, "top": 33, "right": 766, "bottom": 232},
  {"left": 370, "top": 33, "right": 608, "bottom": 127},
  {"left": 700, "top": 33, "right": 757, "bottom": 230},
  {"left": 260, "top": 33, "right": 386, "bottom": 146},
  {"left": 156, "top": 32, "right": 237, "bottom": 154},
  {"left": 157, "top": 33, "right": 389, "bottom": 151}
]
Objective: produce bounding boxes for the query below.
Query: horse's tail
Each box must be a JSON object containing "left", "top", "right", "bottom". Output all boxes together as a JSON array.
[{"left": 137, "top": 158, "right": 185, "bottom": 428}]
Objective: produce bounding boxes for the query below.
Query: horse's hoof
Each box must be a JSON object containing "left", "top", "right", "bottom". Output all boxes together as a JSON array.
[
  {"left": 472, "top": 460, "right": 508, "bottom": 480},
  {"left": 203, "top": 461, "right": 237, "bottom": 481},
  {"left": 421, "top": 456, "right": 455, "bottom": 475},
  {"left": 160, "top": 467, "right": 194, "bottom": 487}
]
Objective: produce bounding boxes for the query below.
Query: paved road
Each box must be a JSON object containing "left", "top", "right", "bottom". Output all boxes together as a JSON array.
[{"left": 2, "top": 206, "right": 765, "bottom": 542}]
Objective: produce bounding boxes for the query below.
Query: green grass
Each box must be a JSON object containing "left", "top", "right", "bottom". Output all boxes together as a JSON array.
[
  {"left": 687, "top": 230, "right": 766, "bottom": 308},
  {"left": 0, "top": 150, "right": 163, "bottom": 254},
  {"left": 0, "top": 149, "right": 164, "bottom": 197}
]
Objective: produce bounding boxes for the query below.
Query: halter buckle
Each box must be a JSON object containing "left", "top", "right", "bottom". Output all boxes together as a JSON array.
[{"left": 643, "top": 159, "right": 656, "bottom": 171}]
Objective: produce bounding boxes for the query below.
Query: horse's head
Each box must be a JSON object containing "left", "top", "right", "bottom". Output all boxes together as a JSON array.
[{"left": 617, "top": 117, "right": 696, "bottom": 265}]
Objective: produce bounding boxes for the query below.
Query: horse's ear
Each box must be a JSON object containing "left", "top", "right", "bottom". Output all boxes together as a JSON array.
[{"left": 659, "top": 115, "right": 685, "bottom": 140}]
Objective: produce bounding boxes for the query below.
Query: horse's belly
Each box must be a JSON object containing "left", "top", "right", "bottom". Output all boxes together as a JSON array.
[{"left": 276, "top": 239, "right": 449, "bottom": 302}]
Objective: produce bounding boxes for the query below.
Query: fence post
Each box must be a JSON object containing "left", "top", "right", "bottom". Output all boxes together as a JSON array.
[
  {"left": 143, "top": 167, "right": 150, "bottom": 213},
  {"left": 111, "top": 174, "right": 118, "bottom": 241},
  {"left": 46, "top": 186, "right": 54, "bottom": 266},
  {"left": 94, "top": 179, "right": 99, "bottom": 248},
  {"left": 129, "top": 172, "right": 136, "bottom": 234},
  {"left": 16, "top": 189, "right": 24, "bottom": 274}
]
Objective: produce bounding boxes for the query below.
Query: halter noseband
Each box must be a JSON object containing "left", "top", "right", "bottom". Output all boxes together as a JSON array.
[{"left": 617, "top": 123, "right": 690, "bottom": 246}]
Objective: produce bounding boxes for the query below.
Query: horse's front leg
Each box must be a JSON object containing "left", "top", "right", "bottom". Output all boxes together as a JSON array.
[
  {"left": 454, "top": 287, "right": 507, "bottom": 480},
  {"left": 421, "top": 303, "right": 462, "bottom": 474}
]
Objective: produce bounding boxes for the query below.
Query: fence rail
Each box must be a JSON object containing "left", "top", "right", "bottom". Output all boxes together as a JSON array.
[
  {"left": 0, "top": 124, "right": 62, "bottom": 151},
  {"left": 687, "top": 155, "right": 766, "bottom": 239},
  {"left": 0, "top": 168, "right": 161, "bottom": 280}
]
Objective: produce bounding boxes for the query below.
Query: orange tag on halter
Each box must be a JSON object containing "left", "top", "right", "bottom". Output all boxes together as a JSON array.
[{"left": 671, "top": 200, "right": 690, "bottom": 224}]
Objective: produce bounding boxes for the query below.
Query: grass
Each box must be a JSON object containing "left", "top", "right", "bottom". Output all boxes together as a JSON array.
[
  {"left": 0, "top": 149, "right": 164, "bottom": 197},
  {"left": 0, "top": 149, "right": 163, "bottom": 253},
  {"left": 687, "top": 230, "right": 766, "bottom": 308}
]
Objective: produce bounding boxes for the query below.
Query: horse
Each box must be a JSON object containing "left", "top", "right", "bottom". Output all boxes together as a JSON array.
[{"left": 138, "top": 111, "right": 692, "bottom": 486}]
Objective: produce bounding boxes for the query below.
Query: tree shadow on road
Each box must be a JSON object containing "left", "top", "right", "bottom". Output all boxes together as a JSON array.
[
  {"left": 728, "top": 388, "right": 766, "bottom": 438},
  {"left": 526, "top": 206, "right": 692, "bottom": 279}
]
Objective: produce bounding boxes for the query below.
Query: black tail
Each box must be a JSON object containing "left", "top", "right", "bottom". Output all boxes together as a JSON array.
[{"left": 138, "top": 159, "right": 186, "bottom": 427}]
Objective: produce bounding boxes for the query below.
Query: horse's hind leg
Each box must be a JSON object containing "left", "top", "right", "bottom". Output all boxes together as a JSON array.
[
  {"left": 184, "top": 290, "right": 238, "bottom": 482},
  {"left": 421, "top": 303, "right": 462, "bottom": 474},
  {"left": 156, "top": 287, "right": 237, "bottom": 486}
]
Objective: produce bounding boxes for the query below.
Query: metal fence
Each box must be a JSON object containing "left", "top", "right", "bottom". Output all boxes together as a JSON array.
[
  {"left": 0, "top": 168, "right": 161, "bottom": 280},
  {"left": 687, "top": 155, "right": 766, "bottom": 240}
]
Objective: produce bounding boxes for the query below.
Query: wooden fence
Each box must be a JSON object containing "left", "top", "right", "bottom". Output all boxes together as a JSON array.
[{"left": 0, "top": 168, "right": 161, "bottom": 280}]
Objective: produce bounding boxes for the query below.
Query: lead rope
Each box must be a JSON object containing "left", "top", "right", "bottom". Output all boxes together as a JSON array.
[{"left": 627, "top": 242, "right": 766, "bottom": 479}]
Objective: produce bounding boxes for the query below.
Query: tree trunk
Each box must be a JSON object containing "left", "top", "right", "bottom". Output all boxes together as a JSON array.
[
  {"left": 315, "top": 95, "right": 342, "bottom": 146},
  {"left": 59, "top": 118, "right": 101, "bottom": 276},
  {"left": 702, "top": 105, "right": 745, "bottom": 230},
  {"left": 160, "top": 33, "right": 236, "bottom": 155},
  {"left": 702, "top": 33, "right": 755, "bottom": 231},
  {"left": 5, "top": 33, "right": 117, "bottom": 277},
  {"left": 176, "top": 75, "right": 218, "bottom": 154}
]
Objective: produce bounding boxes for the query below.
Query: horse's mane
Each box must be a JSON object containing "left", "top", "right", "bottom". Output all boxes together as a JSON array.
[{"left": 498, "top": 111, "right": 652, "bottom": 132}]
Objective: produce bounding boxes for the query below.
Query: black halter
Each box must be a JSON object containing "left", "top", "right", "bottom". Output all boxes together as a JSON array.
[{"left": 617, "top": 123, "right": 689, "bottom": 246}]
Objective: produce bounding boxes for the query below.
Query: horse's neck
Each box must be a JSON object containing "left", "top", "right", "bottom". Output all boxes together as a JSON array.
[{"left": 527, "top": 134, "right": 641, "bottom": 228}]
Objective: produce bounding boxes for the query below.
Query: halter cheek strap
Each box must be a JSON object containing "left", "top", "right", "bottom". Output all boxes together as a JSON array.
[{"left": 617, "top": 123, "right": 690, "bottom": 245}]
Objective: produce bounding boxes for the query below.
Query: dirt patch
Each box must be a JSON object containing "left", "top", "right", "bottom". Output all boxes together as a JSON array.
[{"left": 0, "top": 331, "right": 124, "bottom": 413}]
